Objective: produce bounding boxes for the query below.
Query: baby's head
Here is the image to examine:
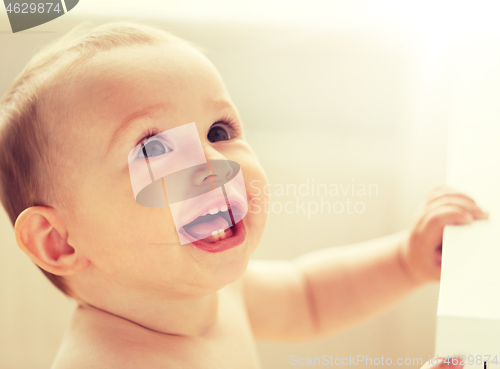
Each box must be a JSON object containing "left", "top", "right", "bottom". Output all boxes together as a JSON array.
[{"left": 0, "top": 22, "right": 268, "bottom": 302}]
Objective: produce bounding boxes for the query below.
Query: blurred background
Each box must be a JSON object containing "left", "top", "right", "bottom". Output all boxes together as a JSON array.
[{"left": 1, "top": 1, "right": 499, "bottom": 368}]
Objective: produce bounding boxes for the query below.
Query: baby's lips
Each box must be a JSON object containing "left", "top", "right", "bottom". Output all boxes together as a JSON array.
[
  {"left": 169, "top": 187, "right": 228, "bottom": 244},
  {"left": 169, "top": 184, "right": 248, "bottom": 245}
]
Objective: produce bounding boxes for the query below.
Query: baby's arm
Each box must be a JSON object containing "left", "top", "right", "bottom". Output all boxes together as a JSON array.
[
  {"left": 243, "top": 231, "right": 412, "bottom": 341},
  {"left": 242, "top": 185, "right": 489, "bottom": 341}
]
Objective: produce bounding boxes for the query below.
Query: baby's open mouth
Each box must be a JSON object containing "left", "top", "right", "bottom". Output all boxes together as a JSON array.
[{"left": 182, "top": 204, "right": 235, "bottom": 243}]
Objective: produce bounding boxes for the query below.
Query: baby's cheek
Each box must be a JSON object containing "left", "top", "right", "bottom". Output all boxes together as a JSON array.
[
  {"left": 124, "top": 206, "right": 179, "bottom": 243},
  {"left": 242, "top": 163, "right": 268, "bottom": 224}
]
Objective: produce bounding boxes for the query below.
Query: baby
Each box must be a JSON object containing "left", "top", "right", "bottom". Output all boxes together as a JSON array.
[{"left": 0, "top": 22, "right": 488, "bottom": 369}]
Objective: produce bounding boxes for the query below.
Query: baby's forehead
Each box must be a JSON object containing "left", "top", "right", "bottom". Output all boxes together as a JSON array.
[
  {"left": 52, "top": 43, "right": 228, "bottom": 131},
  {"left": 43, "top": 43, "right": 231, "bottom": 160},
  {"left": 80, "top": 44, "right": 222, "bottom": 103}
]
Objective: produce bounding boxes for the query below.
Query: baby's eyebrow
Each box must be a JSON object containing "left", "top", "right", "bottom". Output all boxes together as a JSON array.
[
  {"left": 206, "top": 98, "right": 234, "bottom": 112},
  {"left": 107, "top": 103, "right": 168, "bottom": 154}
]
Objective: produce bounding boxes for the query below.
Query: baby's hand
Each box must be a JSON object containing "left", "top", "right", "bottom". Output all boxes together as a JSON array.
[{"left": 399, "top": 185, "right": 489, "bottom": 284}]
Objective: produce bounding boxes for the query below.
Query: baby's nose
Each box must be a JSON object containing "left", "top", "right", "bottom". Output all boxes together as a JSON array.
[{"left": 193, "top": 159, "right": 233, "bottom": 187}]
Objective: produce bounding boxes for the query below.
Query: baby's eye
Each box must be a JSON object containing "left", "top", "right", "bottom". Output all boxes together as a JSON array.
[
  {"left": 138, "top": 139, "right": 171, "bottom": 158},
  {"left": 207, "top": 125, "right": 230, "bottom": 142}
]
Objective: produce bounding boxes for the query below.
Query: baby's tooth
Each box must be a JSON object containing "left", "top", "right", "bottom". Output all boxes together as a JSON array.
[
  {"left": 218, "top": 229, "right": 224, "bottom": 234},
  {"left": 209, "top": 208, "right": 218, "bottom": 215},
  {"left": 220, "top": 204, "right": 228, "bottom": 212},
  {"left": 211, "top": 230, "right": 218, "bottom": 236}
]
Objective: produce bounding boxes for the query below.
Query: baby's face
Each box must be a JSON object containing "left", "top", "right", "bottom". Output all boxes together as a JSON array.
[{"left": 54, "top": 42, "right": 268, "bottom": 294}]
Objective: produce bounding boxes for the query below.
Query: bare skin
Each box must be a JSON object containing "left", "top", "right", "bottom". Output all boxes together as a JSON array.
[
  {"left": 53, "top": 281, "right": 261, "bottom": 369},
  {"left": 13, "top": 41, "right": 488, "bottom": 369}
]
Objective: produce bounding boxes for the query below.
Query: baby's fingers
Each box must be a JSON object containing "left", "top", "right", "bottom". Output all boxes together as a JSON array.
[
  {"left": 426, "top": 185, "right": 476, "bottom": 204},
  {"left": 419, "top": 205, "right": 477, "bottom": 246},
  {"left": 425, "top": 195, "right": 489, "bottom": 220}
]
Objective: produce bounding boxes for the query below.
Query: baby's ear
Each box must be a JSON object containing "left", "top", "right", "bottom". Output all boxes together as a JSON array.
[{"left": 14, "top": 206, "right": 89, "bottom": 276}]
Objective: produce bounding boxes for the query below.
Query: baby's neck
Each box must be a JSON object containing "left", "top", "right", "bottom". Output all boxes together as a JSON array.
[{"left": 76, "top": 288, "right": 219, "bottom": 337}]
